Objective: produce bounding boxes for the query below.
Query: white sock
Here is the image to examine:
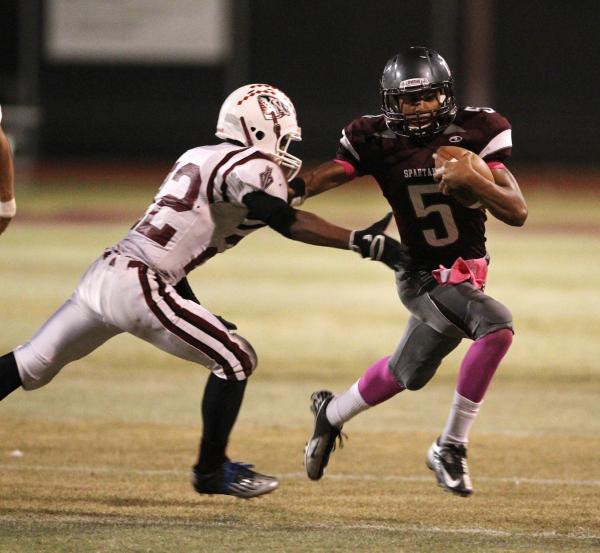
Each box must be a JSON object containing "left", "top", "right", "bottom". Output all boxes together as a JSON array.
[
  {"left": 326, "top": 381, "right": 369, "bottom": 428},
  {"left": 440, "top": 391, "right": 482, "bottom": 445}
]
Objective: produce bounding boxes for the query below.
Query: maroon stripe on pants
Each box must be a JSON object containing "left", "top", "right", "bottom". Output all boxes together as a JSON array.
[
  {"left": 156, "top": 278, "right": 254, "bottom": 376},
  {"left": 136, "top": 266, "right": 238, "bottom": 380}
]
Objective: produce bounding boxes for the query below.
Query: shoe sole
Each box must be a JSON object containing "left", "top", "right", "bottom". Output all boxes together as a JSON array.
[{"left": 304, "top": 393, "right": 334, "bottom": 481}]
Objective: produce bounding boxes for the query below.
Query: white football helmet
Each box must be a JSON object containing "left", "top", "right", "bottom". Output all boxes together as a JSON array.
[{"left": 216, "top": 84, "right": 302, "bottom": 180}]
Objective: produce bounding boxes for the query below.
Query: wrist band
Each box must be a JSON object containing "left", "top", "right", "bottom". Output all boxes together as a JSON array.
[{"left": 0, "top": 198, "right": 16, "bottom": 218}]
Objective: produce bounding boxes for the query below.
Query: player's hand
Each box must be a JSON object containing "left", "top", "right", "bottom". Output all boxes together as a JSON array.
[
  {"left": 433, "top": 152, "right": 477, "bottom": 195},
  {"left": 287, "top": 176, "right": 306, "bottom": 207},
  {"left": 350, "top": 213, "right": 411, "bottom": 270},
  {"left": 216, "top": 315, "right": 238, "bottom": 331}
]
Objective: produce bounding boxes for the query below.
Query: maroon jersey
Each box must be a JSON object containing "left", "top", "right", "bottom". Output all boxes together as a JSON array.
[{"left": 336, "top": 107, "right": 512, "bottom": 269}]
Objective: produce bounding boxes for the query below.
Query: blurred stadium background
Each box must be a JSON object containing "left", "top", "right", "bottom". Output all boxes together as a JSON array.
[
  {"left": 1, "top": 0, "right": 599, "bottom": 163},
  {"left": 1, "top": 1, "right": 599, "bottom": 552}
]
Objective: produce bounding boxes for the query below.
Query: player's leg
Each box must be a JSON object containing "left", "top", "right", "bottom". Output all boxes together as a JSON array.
[
  {"left": 305, "top": 316, "right": 461, "bottom": 480},
  {"left": 304, "top": 355, "right": 403, "bottom": 480},
  {"left": 325, "top": 355, "right": 403, "bottom": 426},
  {"left": 440, "top": 327, "right": 513, "bottom": 445},
  {"left": 0, "top": 296, "right": 121, "bottom": 400},
  {"left": 124, "top": 265, "right": 276, "bottom": 498},
  {"left": 0, "top": 352, "right": 22, "bottom": 400},
  {"left": 424, "top": 283, "right": 514, "bottom": 496}
]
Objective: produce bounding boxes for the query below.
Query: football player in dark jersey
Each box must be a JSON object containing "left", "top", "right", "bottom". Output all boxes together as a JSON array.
[{"left": 299, "top": 46, "right": 528, "bottom": 497}]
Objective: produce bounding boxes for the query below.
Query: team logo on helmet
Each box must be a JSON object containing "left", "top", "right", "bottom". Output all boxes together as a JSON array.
[
  {"left": 258, "top": 95, "right": 291, "bottom": 121},
  {"left": 399, "top": 78, "right": 430, "bottom": 91}
]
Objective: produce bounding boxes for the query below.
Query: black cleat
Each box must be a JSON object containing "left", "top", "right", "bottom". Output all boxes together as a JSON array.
[
  {"left": 304, "top": 390, "right": 345, "bottom": 481},
  {"left": 192, "top": 461, "right": 278, "bottom": 499},
  {"left": 426, "top": 437, "right": 473, "bottom": 497}
]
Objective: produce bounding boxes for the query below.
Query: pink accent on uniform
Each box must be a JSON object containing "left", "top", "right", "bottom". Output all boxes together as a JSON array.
[
  {"left": 456, "top": 328, "right": 513, "bottom": 403},
  {"left": 486, "top": 161, "right": 506, "bottom": 170},
  {"left": 432, "top": 256, "right": 488, "bottom": 290},
  {"left": 333, "top": 159, "right": 358, "bottom": 179},
  {"left": 357, "top": 355, "right": 404, "bottom": 406}
]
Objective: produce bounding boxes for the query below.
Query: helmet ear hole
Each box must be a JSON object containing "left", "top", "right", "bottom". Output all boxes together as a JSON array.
[{"left": 255, "top": 130, "right": 265, "bottom": 140}]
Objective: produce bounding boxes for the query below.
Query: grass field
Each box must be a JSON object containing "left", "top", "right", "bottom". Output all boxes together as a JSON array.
[{"left": 0, "top": 168, "right": 599, "bottom": 552}]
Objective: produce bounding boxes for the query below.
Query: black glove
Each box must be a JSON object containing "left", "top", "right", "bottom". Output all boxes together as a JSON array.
[
  {"left": 215, "top": 315, "right": 238, "bottom": 331},
  {"left": 288, "top": 176, "right": 306, "bottom": 207},
  {"left": 174, "top": 277, "right": 200, "bottom": 304},
  {"left": 350, "top": 213, "right": 412, "bottom": 270},
  {"left": 175, "top": 278, "right": 238, "bottom": 330}
]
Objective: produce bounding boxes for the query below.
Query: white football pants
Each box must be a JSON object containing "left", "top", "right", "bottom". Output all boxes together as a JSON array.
[{"left": 14, "top": 250, "right": 257, "bottom": 390}]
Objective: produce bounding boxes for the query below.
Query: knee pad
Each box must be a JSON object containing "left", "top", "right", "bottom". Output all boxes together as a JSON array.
[
  {"left": 469, "top": 296, "right": 513, "bottom": 340},
  {"left": 14, "top": 344, "right": 62, "bottom": 391},
  {"left": 400, "top": 362, "right": 440, "bottom": 391},
  {"left": 212, "top": 333, "right": 258, "bottom": 381},
  {"left": 232, "top": 333, "right": 258, "bottom": 374},
  {"left": 389, "top": 322, "right": 462, "bottom": 391}
]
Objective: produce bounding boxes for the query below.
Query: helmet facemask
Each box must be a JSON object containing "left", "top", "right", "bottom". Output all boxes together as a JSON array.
[
  {"left": 275, "top": 131, "right": 302, "bottom": 180},
  {"left": 381, "top": 82, "right": 456, "bottom": 139}
]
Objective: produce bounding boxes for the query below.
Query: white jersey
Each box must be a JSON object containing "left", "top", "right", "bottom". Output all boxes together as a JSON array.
[
  {"left": 15, "top": 141, "right": 288, "bottom": 388},
  {"left": 116, "top": 142, "right": 288, "bottom": 284}
]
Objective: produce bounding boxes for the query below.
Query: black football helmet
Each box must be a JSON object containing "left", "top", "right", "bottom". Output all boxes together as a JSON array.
[{"left": 380, "top": 46, "right": 457, "bottom": 139}]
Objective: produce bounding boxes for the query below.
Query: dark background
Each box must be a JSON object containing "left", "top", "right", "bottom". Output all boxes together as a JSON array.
[{"left": 1, "top": 0, "right": 599, "bottom": 164}]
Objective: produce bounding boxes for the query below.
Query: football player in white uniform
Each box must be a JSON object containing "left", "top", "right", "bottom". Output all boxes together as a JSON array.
[
  {"left": 0, "top": 84, "right": 409, "bottom": 499},
  {"left": 0, "top": 106, "right": 16, "bottom": 236}
]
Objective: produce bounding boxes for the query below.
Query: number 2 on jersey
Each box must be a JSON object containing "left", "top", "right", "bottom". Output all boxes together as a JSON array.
[{"left": 135, "top": 163, "right": 202, "bottom": 247}]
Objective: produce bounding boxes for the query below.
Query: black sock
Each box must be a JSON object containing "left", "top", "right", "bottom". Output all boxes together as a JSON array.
[
  {"left": 195, "top": 372, "right": 247, "bottom": 473},
  {"left": 0, "top": 352, "right": 22, "bottom": 401}
]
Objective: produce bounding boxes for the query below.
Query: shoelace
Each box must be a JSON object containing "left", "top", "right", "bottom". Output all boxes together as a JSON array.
[
  {"left": 311, "top": 392, "right": 348, "bottom": 452},
  {"left": 223, "top": 462, "right": 256, "bottom": 485},
  {"left": 330, "top": 429, "right": 348, "bottom": 452},
  {"left": 441, "top": 444, "right": 468, "bottom": 475}
]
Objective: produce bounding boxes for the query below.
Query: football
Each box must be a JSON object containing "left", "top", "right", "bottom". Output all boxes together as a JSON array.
[{"left": 434, "top": 145, "right": 492, "bottom": 208}]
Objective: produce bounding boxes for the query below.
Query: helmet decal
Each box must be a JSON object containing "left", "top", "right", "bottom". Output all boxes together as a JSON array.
[
  {"left": 399, "top": 78, "right": 430, "bottom": 91},
  {"left": 257, "top": 95, "right": 291, "bottom": 121}
]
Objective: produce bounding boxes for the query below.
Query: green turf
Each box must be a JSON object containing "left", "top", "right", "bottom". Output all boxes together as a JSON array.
[{"left": 0, "top": 177, "right": 599, "bottom": 551}]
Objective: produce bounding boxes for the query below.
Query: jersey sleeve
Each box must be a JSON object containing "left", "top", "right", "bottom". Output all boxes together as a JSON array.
[
  {"left": 225, "top": 157, "right": 288, "bottom": 205},
  {"left": 477, "top": 111, "right": 513, "bottom": 162},
  {"left": 335, "top": 118, "right": 371, "bottom": 175}
]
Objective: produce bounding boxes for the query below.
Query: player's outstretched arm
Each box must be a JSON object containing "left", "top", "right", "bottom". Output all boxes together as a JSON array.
[
  {"left": 288, "top": 210, "right": 409, "bottom": 270},
  {"left": 0, "top": 127, "right": 16, "bottom": 236},
  {"left": 288, "top": 160, "right": 352, "bottom": 205},
  {"left": 243, "top": 191, "right": 408, "bottom": 271}
]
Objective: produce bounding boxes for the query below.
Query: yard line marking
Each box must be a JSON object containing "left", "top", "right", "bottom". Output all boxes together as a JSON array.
[
  {"left": 0, "top": 513, "right": 599, "bottom": 542},
  {"left": 1, "top": 462, "right": 600, "bottom": 488},
  {"left": 282, "top": 471, "right": 600, "bottom": 487}
]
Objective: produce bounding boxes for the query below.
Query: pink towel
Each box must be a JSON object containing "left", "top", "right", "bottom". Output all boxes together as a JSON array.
[{"left": 432, "top": 257, "right": 488, "bottom": 290}]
